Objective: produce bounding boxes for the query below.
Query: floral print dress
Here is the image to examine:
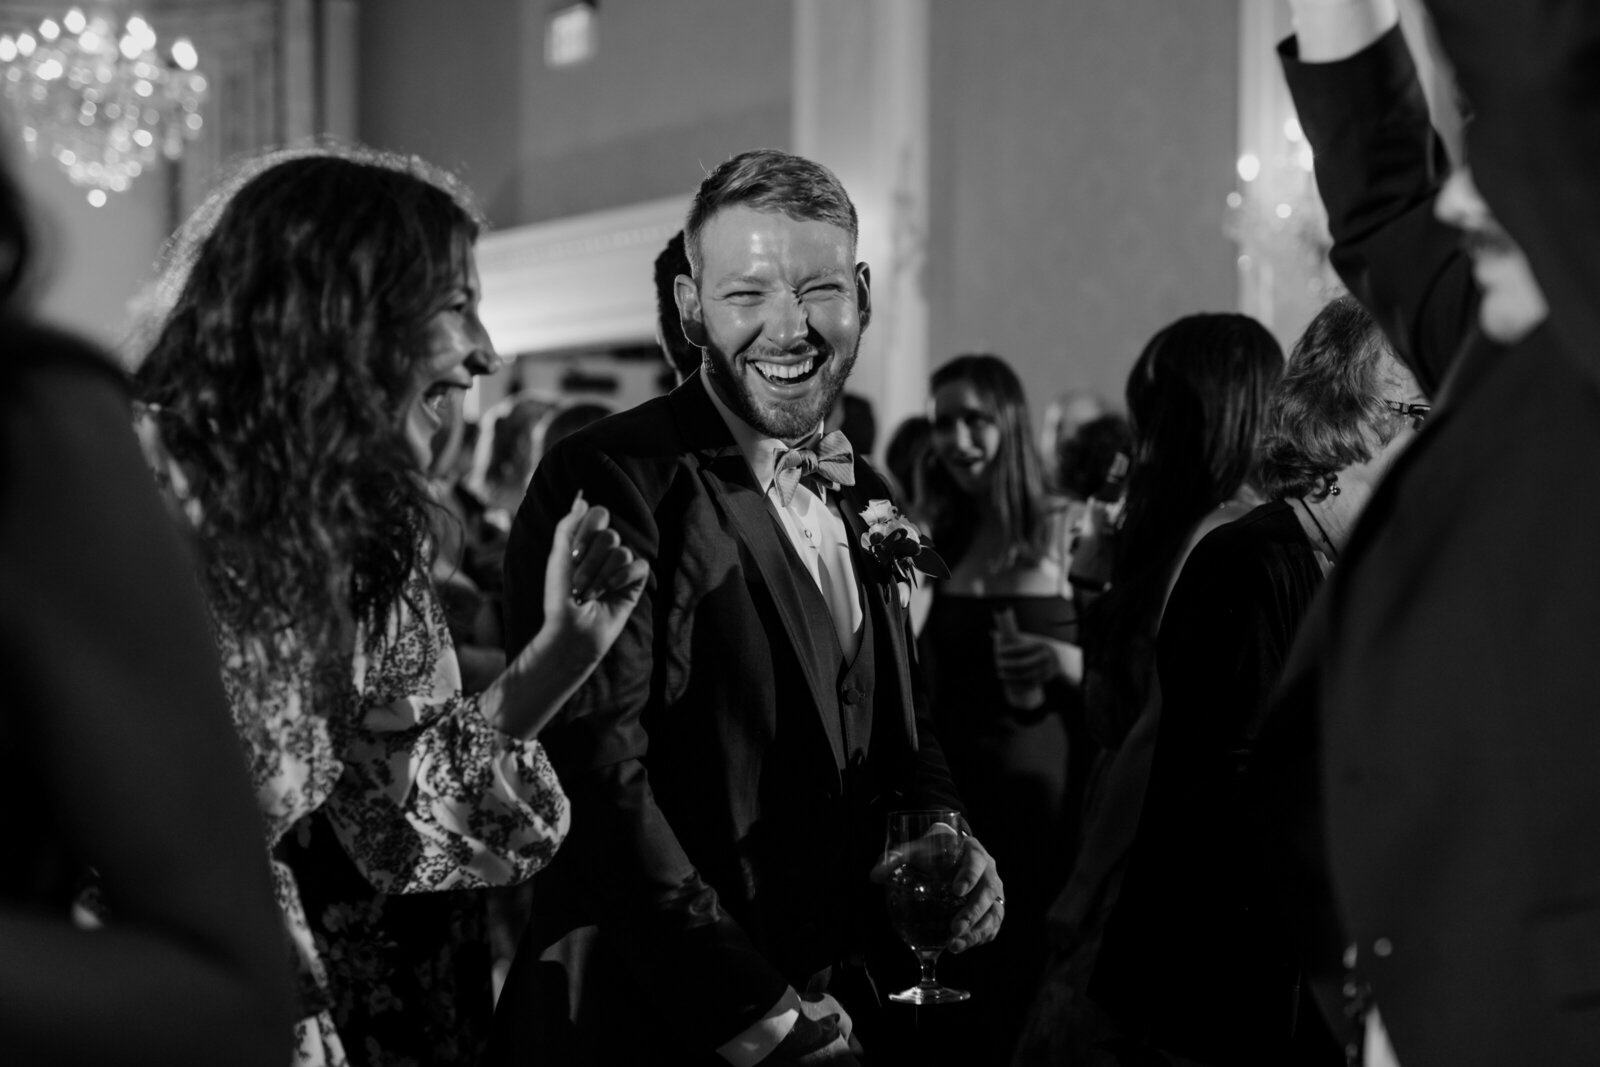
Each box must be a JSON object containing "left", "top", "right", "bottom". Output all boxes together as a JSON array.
[{"left": 138, "top": 415, "right": 569, "bottom": 1066}]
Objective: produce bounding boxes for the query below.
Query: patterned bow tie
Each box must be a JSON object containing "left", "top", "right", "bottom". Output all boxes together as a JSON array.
[{"left": 772, "top": 429, "right": 855, "bottom": 507}]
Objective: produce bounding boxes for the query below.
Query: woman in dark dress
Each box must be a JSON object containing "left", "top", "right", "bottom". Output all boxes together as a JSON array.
[
  {"left": 1014, "top": 312, "right": 1283, "bottom": 1067},
  {"left": 916, "top": 353, "right": 1084, "bottom": 1062},
  {"left": 1089, "top": 295, "right": 1427, "bottom": 1065}
]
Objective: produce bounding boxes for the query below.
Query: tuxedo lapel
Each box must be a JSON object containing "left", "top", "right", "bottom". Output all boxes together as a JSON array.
[
  {"left": 671, "top": 377, "right": 847, "bottom": 772},
  {"left": 837, "top": 477, "right": 920, "bottom": 747}
]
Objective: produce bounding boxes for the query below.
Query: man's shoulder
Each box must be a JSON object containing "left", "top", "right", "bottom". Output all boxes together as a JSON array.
[
  {"left": 572, "top": 393, "right": 677, "bottom": 449},
  {"left": 535, "top": 391, "right": 707, "bottom": 517},
  {"left": 546, "top": 393, "right": 687, "bottom": 472}
]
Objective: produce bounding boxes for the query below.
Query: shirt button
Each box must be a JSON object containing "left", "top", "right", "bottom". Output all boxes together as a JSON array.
[
  {"left": 1373, "top": 937, "right": 1393, "bottom": 958},
  {"left": 843, "top": 688, "right": 860, "bottom": 705},
  {"left": 803, "top": 529, "right": 814, "bottom": 540}
]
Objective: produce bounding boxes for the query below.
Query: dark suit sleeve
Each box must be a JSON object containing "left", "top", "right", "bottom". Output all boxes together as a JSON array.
[
  {"left": 503, "top": 439, "right": 791, "bottom": 1053},
  {"left": 1281, "top": 26, "right": 1479, "bottom": 395},
  {"left": 0, "top": 338, "right": 291, "bottom": 1064}
]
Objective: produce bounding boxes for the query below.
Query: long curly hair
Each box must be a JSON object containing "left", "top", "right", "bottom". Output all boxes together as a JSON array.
[
  {"left": 1086, "top": 313, "right": 1282, "bottom": 744},
  {"left": 134, "top": 146, "right": 483, "bottom": 670},
  {"left": 922, "top": 353, "right": 1052, "bottom": 571}
]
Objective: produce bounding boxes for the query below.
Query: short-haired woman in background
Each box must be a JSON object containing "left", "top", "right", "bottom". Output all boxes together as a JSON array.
[{"left": 1090, "top": 294, "right": 1426, "bottom": 1065}]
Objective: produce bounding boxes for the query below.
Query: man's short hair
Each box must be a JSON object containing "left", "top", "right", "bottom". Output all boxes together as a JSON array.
[
  {"left": 653, "top": 230, "right": 699, "bottom": 381},
  {"left": 683, "top": 149, "right": 858, "bottom": 281}
]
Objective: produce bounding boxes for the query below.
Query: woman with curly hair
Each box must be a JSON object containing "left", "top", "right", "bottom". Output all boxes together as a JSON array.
[
  {"left": 133, "top": 147, "right": 646, "bottom": 1066},
  {"left": 1090, "top": 294, "right": 1424, "bottom": 1065}
]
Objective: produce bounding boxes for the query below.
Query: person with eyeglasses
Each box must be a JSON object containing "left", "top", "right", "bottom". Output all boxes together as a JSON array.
[
  {"left": 1085, "top": 295, "right": 1421, "bottom": 1067},
  {"left": 1261, "top": 1, "right": 1600, "bottom": 1064}
]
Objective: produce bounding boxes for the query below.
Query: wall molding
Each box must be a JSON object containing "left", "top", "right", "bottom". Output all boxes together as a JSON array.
[{"left": 475, "top": 194, "right": 687, "bottom": 356}]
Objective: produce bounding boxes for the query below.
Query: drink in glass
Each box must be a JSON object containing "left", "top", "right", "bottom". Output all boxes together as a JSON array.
[{"left": 884, "top": 809, "right": 972, "bottom": 1005}]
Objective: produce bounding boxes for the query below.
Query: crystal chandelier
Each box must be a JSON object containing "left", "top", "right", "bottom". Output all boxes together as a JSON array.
[{"left": 0, "top": 5, "right": 206, "bottom": 206}]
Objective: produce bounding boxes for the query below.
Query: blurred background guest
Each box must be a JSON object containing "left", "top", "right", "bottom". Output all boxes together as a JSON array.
[
  {"left": 132, "top": 146, "right": 646, "bottom": 1066},
  {"left": 653, "top": 229, "right": 700, "bottom": 387},
  {"left": 1016, "top": 312, "right": 1282, "bottom": 1066},
  {"left": 1055, "top": 412, "right": 1131, "bottom": 509},
  {"left": 482, "top": 393, "right": 616, "bottom": 998},
  {"left": 472, "top": 392, "right": 562, "bottom": 534},
  {"left": 884, "top": 413, "right": 932, "bottom": 520},
  {"left": 1090, "top": 294, "right": 1421, "bottom": 1066},
  {"left": 532, "top": 398, "right": 616, "bottom": 465},
  {"left": 427, "top": 392, "right": 505, "bottom": 695},
  {"left": 1275, "top": 2, "right": 1600, "bottom": 1063},
  {"left": 0, "top": 134, "right": 292, "bottom": 1064},
  {"left": 916, "top": 352, "right": 1083, "bottom": 1063},
  {"left": 1039, "top": 389, "right": 1109, "bottom": 493},
  {"left": 829, "top": 391, "right": 878, "bottom": 460}
]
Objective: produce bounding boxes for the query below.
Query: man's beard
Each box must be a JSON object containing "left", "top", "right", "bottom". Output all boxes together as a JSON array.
[{"left": 704, "top": 338, "right": 859, "bottom": 442}]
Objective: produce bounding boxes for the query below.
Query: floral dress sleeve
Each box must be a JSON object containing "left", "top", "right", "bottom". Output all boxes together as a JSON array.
[{"left": 324, "top": 567, "right": 570, "bottom": 892}]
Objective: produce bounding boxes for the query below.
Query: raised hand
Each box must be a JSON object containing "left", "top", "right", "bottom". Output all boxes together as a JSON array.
[
  {"left": 481, "top": 492, "right": 648, "bottom": 739},
  {"left": 541, "top": 492, "right": 649, "bottom": 666}
]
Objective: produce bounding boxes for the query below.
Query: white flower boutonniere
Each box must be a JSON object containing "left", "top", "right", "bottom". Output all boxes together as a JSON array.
[{"left": 858, "top": 499, "right": 949, "bottom": 584}]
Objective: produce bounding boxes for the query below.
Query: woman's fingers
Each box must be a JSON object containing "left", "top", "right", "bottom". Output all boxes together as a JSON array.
[
  {"left": 569, "top": 525, "right": 622, "bottom": 601},
  {"left": 995, "top": 640, "right": 1055, "bottom": 682},
  {"left": 597, "top": 550, "right": 648, "bottom": 598},
  {"left": 581, "top": 546, "right": 646, "bottom": 603}
]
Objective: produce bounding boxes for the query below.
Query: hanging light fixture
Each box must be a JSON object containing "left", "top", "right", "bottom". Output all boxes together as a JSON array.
[{"left": 0, "top": 5, "right": 207, "bottom": 206}]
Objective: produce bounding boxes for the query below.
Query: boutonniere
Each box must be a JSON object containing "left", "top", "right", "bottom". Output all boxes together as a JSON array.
[{"left": 858, "top": 499, "right": 949, "bottom": 584}]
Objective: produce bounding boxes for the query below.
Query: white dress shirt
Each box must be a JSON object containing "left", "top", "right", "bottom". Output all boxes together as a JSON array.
[
  {"left": 703, "top": 374, "right": 863, "bottom": 660},
  {"left": 700, "top": 373, "right": 862, "bottom": 1064}
]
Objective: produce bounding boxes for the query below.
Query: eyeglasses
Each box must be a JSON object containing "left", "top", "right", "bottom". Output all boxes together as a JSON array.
[{"left": 1384, "top": 400, "right": 1432, "bottom": 430}]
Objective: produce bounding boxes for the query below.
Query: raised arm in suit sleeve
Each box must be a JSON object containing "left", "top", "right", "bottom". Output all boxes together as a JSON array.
[
  {"left": 1281, "top": 17, "right": 1478, "bottom": 393},
  {"left": 503, "top": 440, "right": 794, "bottom": 1057}
]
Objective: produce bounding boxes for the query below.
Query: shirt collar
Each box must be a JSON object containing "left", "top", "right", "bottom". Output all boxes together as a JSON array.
[{"left": 700, "top": 371, "right": 824, "bottom": 494}]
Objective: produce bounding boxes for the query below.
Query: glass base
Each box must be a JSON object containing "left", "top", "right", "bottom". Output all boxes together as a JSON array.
[{"left": 888, "top": 983, "right": 971, "bottom": 1005}]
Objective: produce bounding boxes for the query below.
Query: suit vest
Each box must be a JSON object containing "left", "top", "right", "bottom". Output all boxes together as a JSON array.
[{"left": 777, "top": 507, "right": 879, "bottom": 777}]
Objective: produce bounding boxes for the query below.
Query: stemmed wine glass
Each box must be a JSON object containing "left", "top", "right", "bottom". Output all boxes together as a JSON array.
[{"left": 883, "top": 809, "right": 972, "bottom": 1005}]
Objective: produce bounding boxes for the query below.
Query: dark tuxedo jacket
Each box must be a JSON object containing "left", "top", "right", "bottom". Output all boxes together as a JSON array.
[
  {"left": 488, "top": 371, "right": 964, "bottom": 1064},
  {"left": 1269, "top": 25, "right": 1600, "bottom": 1066}
]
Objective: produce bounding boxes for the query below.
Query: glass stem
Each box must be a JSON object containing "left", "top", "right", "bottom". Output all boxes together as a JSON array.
[{"left": 916, "top": 949, "right": 943, "bottom": 989}]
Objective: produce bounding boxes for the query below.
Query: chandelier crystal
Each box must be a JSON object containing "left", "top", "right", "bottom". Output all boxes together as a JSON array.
[{"left": 1, "top": 5, "right": 207, "bottom": 206}]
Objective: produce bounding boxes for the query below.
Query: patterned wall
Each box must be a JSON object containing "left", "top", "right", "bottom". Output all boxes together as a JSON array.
[{"left": 927, "top": 0, "right": 1239, "bottom": 418}]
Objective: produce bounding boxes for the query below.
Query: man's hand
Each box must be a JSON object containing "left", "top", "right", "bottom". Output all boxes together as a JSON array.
[
  {"left": 944, "top": 834, "right": 1004, "bottom": 954},
  {"left": 869, "top": 830, "right": 1005, "bottom": 954},
  {"left": 760, "top": 994, "right": 861, "bottom": 1066}
]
